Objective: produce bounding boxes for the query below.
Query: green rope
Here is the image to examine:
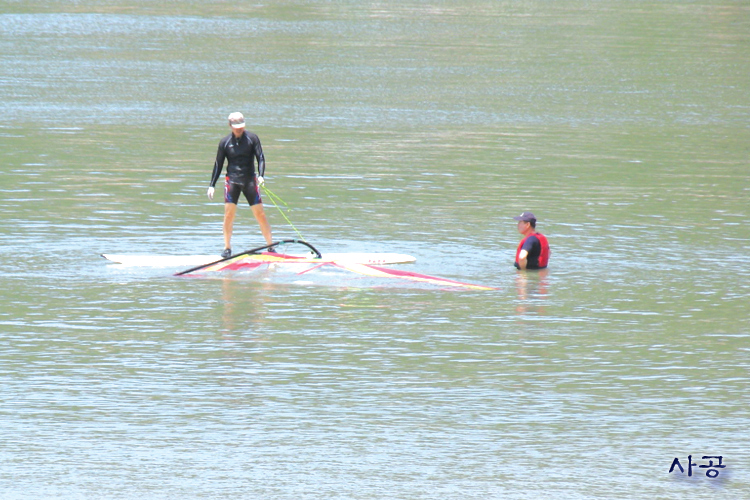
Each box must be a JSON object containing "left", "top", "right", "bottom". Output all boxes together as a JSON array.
[{"left": 261, "top": 184, "right": 305, "bottom": 241}]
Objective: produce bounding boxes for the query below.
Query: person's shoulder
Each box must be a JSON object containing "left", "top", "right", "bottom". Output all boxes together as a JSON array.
[
  {"left": 219, "top": 133, "right": 232, "bottom": 144},
  {"left": 524, "top": 234, "right": 541, "bottom": 246}
]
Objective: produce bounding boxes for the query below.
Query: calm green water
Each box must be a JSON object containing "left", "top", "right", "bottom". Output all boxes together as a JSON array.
[{"left": 1, "top": 1, "right": 749, "bottom": 498}]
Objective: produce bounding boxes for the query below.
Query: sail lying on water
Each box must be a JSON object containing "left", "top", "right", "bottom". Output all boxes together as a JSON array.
[{"left": 176, "top": 245, "right": 496, "bottom": 291}]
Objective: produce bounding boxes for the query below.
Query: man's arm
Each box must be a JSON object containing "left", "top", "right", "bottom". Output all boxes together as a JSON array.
[
  {"left": 256, "top": 151, "right": 266, "bottom": 186},
  {"left": 207, "top": 139, "right": 226, "bottom": 199},
  {"left": 516, "top": 249, "right": 529, "bottom": 270},
  {"left": 515, "top": 235, "right": 539, "bottom": 270},
  {"left": 210, "top": 140, "right": 226, "bottom": 188},
  {"left": 254, "top": 135, "right": 266, "bottom": 179}
]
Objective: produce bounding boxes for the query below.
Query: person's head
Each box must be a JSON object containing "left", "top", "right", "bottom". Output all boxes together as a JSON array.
[
  {"left": 513, "top": 211, "right": 537, "bottom": 234},
  {"left": 228, "top": 112, "right": 245, "bottom": 136}
]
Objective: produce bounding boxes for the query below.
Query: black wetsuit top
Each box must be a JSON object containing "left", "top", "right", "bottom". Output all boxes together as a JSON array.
[{"left": 210, "top": 131, "right": 265, "bottom": 187}]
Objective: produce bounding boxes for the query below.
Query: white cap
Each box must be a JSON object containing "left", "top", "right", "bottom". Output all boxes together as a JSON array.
[{"left": 228, "top": 112, "right": 245, "bottom": 129}]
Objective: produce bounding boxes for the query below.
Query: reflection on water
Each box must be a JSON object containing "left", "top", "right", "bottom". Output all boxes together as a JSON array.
[
  {"left": 1, "top": 0, "right": 749, "bottom": 498},
  {"left": 514, "top": 269, "right": 550, "bottom": 315},
  {"left": 218, "top": 277, "right": 273, "bottom": 337}
]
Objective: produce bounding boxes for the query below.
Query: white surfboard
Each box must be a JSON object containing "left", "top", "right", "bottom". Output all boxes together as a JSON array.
[{"left": 102, "top": 254, "right": 222, "bottom": 267}]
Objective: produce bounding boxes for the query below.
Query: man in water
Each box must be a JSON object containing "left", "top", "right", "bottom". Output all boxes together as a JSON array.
[
  {"left": 207, "top": 112, "right": 273, "bottom": 258},
  {"left": 513, "top": 211, "right": 550, "bottom": 270}
]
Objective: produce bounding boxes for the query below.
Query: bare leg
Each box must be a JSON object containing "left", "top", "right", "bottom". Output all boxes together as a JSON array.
[
  {"left": 251, "top": 203, "right": 273, "bottom": 245},
  {"left": 223, "top": 202, "right": 237, "bottom": 250}
]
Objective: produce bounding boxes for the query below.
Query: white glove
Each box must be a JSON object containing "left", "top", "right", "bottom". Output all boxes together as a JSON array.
[
  {"left": 257, "top": 176, "right": 265, "bottom": 186},
  {"left": 207, "top": 186, "right": 214, "bottom": 200}
]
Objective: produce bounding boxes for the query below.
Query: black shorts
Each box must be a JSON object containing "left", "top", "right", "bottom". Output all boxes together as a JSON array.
[{"left": 224, "top": 176, "right": 262, "bottom": 206}]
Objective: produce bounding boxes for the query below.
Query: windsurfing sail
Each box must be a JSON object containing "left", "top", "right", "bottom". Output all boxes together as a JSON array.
[
  {"left": 332, "top": 262, "right": 497, "bottom": 291},
  {"left": 175, "top": 240, "right": 497, "bottom": 291},
  {"left": 102, "top": 252, "right": 415, "bottom": 268},
  {"left": 175, "top": 240, "right": 319, "bottom": 275}
]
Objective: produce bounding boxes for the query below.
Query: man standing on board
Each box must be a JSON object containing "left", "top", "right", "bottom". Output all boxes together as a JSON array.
[
  {"left": 207, "top": 112, "right": 273, "bottom": 258},
  {"left": 513, "top": 211, "right": 550, "bottom": 270}
]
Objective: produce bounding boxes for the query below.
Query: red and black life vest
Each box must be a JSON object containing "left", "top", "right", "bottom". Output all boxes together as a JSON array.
[{"left": 515, "top": 233, "right": 550, "bottom": 269}]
